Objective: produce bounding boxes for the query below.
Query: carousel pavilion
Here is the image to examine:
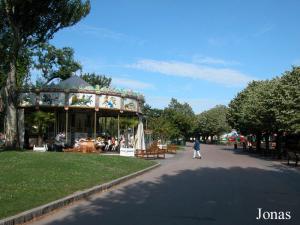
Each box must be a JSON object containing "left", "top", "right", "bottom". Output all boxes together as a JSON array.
[{"left": 18, "top": 76, "right": 145, "bottom": 150}]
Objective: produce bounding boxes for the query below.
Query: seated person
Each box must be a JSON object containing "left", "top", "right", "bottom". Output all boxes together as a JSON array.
[
  {"left": 74, "top": 139, "right": 80, "bottom": 149},
  {"left": 111, "top": 138, "right": 119, "bottom": 151},
  {"left": 120, "top": 135, "right": 126, "bottom": 148},
  {"left": 54, "top": 132, "right": 65, "bottom": 151},
  {"left": 104, "top": 138, "right": 111, "bottom": 151}
]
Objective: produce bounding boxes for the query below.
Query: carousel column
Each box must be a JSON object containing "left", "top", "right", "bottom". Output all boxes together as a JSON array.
[
  {"left": 117, "top": 114, "right": 120, "bottom": 140},
  {"left": 18, "top": 108, "right": 24, "bottom": 149},
  {"left": 95, "top": 94, "right": 99, "bottom": 140},
  {"left": 65, "top": 108, "right": 69, "bottom": 145},
  {"left": 54, "top": 110, "right": 57, "bottom": 136},
  {"left": 94, "top": 110, "right": 97, "bottom": 139},
  {"left": 64, "top": 91, "right": 69, "bottom": 146}
]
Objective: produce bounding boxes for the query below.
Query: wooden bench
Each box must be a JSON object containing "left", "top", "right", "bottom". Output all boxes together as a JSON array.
[
  {"left": 287, "top": 151, "right": 299, "bottom": 166},
  {"left": 135, "top": 143, "right": 166, "bottom": 159},
  {"left": 135, "top": 149, "right": 146, "bottom": 158},
  {"left": 156, "top": 146, "right": 166, "bottom": 159},
  {"left": 145, "top": 145, "right": 160, "bottom": 159},
  {"left": 166, "top": 144, "right": 177, "bottom": 154}
]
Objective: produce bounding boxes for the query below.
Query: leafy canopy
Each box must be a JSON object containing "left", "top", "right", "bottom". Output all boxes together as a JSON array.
[
  {"left": 34, "top": 43, "right": 82, "bottom": 85},
  {"left": 80, "top": 73, "right": 112, "bottom": 88}
]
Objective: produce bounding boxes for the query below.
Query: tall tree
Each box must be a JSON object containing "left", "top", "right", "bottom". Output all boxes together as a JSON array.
[
  {"left": 150, "top": 115, "right": 179, "bottom": 143},
  {"left": 227, "top": 79, "right": 280, "bottom": 151},
  {"left": 164, "top": 98, "right": 195, "bottom": 141},
  {"left": 0, "top": 0, "right": 90, "bottom": 148},
  {"left": 196, "top": 105, "right": 231, "bottom": 141},
  {"left": 34, "top": 43, "right": 82, "bottom": 85},
  {"left": 143, "top": 104, "right": 163, "bottom": 120},
  {"left": 273, "top": 66, "right": 300, "bottom": 134}
]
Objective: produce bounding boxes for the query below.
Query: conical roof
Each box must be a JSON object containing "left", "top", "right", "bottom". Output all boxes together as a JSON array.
[{"left": 55, "top": 76, "right": 94, "bottom": 90}]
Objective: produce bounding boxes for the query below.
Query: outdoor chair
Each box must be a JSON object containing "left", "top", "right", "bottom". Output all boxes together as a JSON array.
[
  {"left": 166, "top": 144, "right": 177, "bottom": 154},
  {"left": 147, "top": 143, "right": 165, "bottom": 159},
  {"left": 135, "top": 149, "right": 146, "bottom": 158}
]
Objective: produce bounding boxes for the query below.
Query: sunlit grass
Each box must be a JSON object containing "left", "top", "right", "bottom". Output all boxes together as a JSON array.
[{"left": 0, "top": 151, "right": 156, "bottom": 219}]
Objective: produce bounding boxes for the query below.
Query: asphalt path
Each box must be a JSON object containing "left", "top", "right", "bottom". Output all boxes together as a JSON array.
[{"left": 30, "top": 144, "right": 300, "bottom": 225}]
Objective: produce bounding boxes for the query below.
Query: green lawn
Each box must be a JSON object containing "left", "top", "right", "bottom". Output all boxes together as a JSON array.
[{"left": 0, "top": 151, "right": 156, "bottom": 219}]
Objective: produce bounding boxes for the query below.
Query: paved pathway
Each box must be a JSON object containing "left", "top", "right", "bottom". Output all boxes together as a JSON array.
[{"left": 30, "top": 144, "right": 300, "bottom": 225}]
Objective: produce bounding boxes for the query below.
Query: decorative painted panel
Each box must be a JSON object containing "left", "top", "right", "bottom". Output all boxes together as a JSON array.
[
  {"left": 123, "top": 98, "right": 138, "bottom": 111},
  {"left": 99, "top": 95, "right": 121, "bottom": 109},
  {"left": 19, "top": 93, "right": 36, "bottom": 106},
  {"left": 39, "top": 92, "right": 65, "bottom": 106},
  {"left": 69, "top": 93, "right": 95, "bottom": 107}
]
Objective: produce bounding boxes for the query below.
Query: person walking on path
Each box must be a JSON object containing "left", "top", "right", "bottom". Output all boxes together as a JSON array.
[{"left": 193, "top": 139, "right": 202, "bottom": 159}]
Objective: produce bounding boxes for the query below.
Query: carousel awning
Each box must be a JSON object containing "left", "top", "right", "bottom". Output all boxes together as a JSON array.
[{"left": 55, "top": 76, "right": 94, "bottom": 90}]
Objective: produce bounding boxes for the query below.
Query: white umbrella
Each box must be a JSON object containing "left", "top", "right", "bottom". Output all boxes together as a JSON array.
[{"left": 135, "top": 119, "right": 145, "bottom": 150}]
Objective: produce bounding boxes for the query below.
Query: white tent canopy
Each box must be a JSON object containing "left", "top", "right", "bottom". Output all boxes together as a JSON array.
[{"left": 134, "top": 118, "right": 145, "bottom": 150}]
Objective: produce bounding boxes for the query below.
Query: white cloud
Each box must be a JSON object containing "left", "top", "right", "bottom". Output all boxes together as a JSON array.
[
  {"left": 79, "top": 25, "right": 127, "bottom": 41},
  {"left": 128, "top": 59, "right": 255, "bottom": 87},
  {"left": 73, "top": 25, "right": 146, "bottom": 46},
  {"left": 192, "top": 55, "right": 240, "bottom": 66},
  {"left": 112, "top": 77, "right": 154, "bottom": 90}
]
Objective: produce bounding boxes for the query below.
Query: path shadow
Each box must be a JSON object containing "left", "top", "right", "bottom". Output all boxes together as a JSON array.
[
  {"left": 218, "top": 145, "right": 297, "bottom": 166},
  {"left": 43, "top": 166, "right": 300, "bottom": 225}
]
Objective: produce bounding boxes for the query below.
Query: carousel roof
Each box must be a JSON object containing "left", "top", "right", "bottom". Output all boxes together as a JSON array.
[
  {"left": 21, "top": 75, "right": 145, "bottom": 102},
  {"left": 55, "top": 76, "right": 94, "bottom": 90}
]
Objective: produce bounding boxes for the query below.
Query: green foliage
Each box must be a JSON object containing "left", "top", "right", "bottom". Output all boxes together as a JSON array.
[
  {"left": 80, "top": 73, "right": 112, "bottom": 88},
  {"left": 228, "top": 66, "right": 300, "bottom": 135},
  {"left": 0, "top": 0, "right": 90, "bottom": 147},
  {"left": 273, "top": 67, "right": 300, "bottom": 133},
  {"left": 0, "top": 0, "right": 91, "bottom": 52},
  {"left": 0, "top": 48, "right": 32, "bottom": 90},
  {"left": 34, "top": 43, "right": 82, "bottom": 85},
  {"left": 228, "top": 80, "right": 278, "bottom": 134},
  {"left": 196, "top": 105, "right": 231, "bottom": 138},
  {"left": 150, "top": 115, "right": 180, "bottom": 142},
  {"left": 120, "top": 117, "right": 139, "bottom": 130},
  {"left": 163, "top": 98, "right": 196, "bottom": 140},
  {"left": 143, "top": 104, "right": 163, "bottom": 119},
  {"left": 26, "top": 111, "right": 55, "bottom": 138},
  {"left": 144, "top": 99, "right": 195, "bottom": 142}
]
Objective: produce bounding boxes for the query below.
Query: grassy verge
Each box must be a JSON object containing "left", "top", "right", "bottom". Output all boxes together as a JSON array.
[{"left": 0, "top": 151, "right": 156, "bottom": 219}]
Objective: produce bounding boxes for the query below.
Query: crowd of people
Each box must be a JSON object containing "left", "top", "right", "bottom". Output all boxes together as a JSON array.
[{"left": 53, "top": 132, "right": 136, "bottom": 152}]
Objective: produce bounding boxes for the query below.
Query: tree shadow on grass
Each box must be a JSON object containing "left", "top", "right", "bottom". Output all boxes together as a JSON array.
[{"left": 43, "top": 166, "right": 300, "bottom": 225}]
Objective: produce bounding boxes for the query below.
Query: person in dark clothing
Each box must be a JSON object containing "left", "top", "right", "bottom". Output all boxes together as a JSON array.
[{"left": 193, "top": 139, "right": 202, "bottom": 159}]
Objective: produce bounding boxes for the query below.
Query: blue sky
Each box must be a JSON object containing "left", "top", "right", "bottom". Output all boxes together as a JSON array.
[{"left": 47, "top": 0, "right": 300, "bottom": 113}]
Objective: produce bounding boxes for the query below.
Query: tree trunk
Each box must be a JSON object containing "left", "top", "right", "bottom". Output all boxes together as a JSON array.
[
  {"left": 38, "top": 135, "right": 43, "bottom": 146},
  {"left": 264, "top": 132, "right": 270, "bottom": 156},
  {"left": 4, "top": 61, "right": 19, "bottom": 149},
  {"left": 256, "top": 132, "right": 261, "bottom": 153},
  {"left": 265, "top": 132, "right": 270, "bottom": 150},
  {"left": 275, "top": 131, "right": 283, "bottom": 159}
]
